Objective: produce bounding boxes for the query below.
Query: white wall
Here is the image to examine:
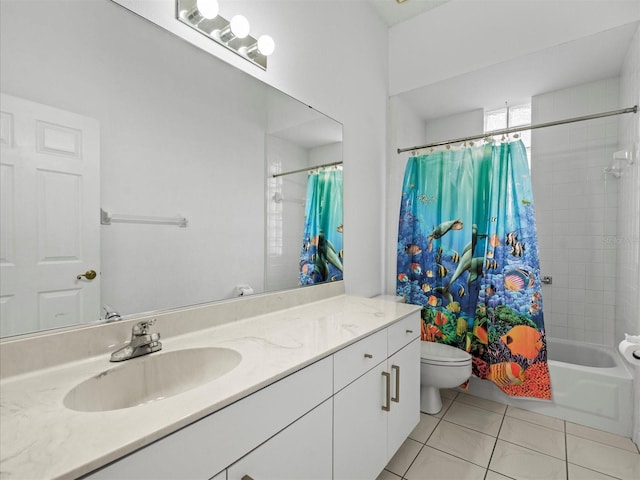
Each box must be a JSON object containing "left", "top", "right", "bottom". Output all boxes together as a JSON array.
[
  {"left": 424, "top": 109, "right": 484, "bottom": 144},
  {"left": 616, "top": 23, "right": 640, "bottom": 448},
  {"left": 531, "top": 78, "right": 621, "bottom": 347},
  {"left": 116, "top": 0, "right": 390, "bottom": 300}
]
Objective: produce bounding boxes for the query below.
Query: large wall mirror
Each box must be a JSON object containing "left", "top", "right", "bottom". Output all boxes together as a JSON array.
[{"left": 0, "top": 0, "right": 343, "bottom": 338}]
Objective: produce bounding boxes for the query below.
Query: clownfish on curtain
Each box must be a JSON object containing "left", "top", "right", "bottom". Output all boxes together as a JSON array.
[
  {"left": 299, "top": 168, "right": 343, "bottom": 285},
  {"left": 397, "top": 140, "right": 551, "bottom": 400}
]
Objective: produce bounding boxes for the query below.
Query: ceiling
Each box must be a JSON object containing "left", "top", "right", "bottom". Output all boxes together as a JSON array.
[
  {"left": 368, "top": 2, "right": 638, "bottom": 122},
  {"left": 396, "top": 21, "right": 639, "bottom": 121},
  {"left": 368, "top": 0, "right": 451, "bottom": 27}
]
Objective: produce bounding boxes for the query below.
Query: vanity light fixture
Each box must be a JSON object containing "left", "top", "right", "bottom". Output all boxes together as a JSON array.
[
  {"left": 196, "top": 0, "right": 219, "bottom": 19},
  {"left": 177, "top": 0, "right": 274, "bottom": 70},
  {"left": 245, "top": 35, "right": 275, "bottom": 59},
  {"left": 218, "top": 15, "right": 250, "bottom": 42}
]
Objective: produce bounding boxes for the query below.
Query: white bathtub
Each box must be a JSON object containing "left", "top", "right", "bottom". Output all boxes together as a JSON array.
[{"left": 466, "top": 338, "right": 634, "bottom": 437}]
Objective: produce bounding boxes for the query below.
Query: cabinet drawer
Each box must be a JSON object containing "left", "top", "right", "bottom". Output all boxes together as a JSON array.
[
  {"left": 388, "top": 311, "right": 420, "bottom": 355},
  {"left": 333, "top": 329, "right": 387, "bottom": 393}
]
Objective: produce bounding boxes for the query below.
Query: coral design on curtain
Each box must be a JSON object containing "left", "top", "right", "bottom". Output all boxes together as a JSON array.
[
  {"left": 299, "top": 168, "right": 343, "bottom": 285},
  {"left": 397, "top": 140, "right": 551, "bottom": 400}
]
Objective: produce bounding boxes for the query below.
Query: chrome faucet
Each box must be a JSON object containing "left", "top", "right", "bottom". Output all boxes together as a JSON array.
[{"left": 110, "top": 319, "right": 162, "bottom": 362}]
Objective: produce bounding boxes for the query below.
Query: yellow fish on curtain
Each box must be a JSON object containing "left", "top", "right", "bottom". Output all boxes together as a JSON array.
[{"left": 397, "top": 140, "right": 551, "bottom": 400}]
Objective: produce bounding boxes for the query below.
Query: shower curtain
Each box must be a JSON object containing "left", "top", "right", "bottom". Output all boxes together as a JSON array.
[
  {"left": 299, "top": 168, "right": 343, "bottom": 285},
  {"left": 397, "top": 140, "right": 551, "bottom": 400}
]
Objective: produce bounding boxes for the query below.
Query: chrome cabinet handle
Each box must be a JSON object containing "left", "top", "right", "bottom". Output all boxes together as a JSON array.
[
  {"left": 76, "top": 269, "right": 97, "bottom": 280},
  {"left": 382, "top": 371, "right": 391, "bottom": 412},
  {"left": 391, "top": 365, "right": 400, "bottom": 403}
]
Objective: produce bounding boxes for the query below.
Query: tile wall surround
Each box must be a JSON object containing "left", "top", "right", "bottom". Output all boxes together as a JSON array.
[
  {"left": 0, "top": 281, "right": 344, "bottom": 379},
  {"left": 616, "top": 22, "right": 640, "bottom": 449},
  {"left": 616, "top": 24, "right": 640, "bottom": 344},
  {"left": 265, "top": 135, "right": 309, "bottom": 293},
  {"left": 531, "top": 77, "right": 621, "bottom": 347}
]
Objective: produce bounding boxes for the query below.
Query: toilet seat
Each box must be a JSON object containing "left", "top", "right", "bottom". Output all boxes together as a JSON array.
[{"left": 420, "top": 341, "right": 471, "bottom": 366}]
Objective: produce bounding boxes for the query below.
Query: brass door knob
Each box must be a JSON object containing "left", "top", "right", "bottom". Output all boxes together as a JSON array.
[{"left": 76, "top": 269, "right": 97, "bottom": 280}]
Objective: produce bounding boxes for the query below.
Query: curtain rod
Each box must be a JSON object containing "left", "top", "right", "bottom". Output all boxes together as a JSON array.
[
  {"left": 272, "top": 161, "right": 343, "bottom": 178},
  {"left": 397, "top": 105, "right": 638, "bottom": 154}
]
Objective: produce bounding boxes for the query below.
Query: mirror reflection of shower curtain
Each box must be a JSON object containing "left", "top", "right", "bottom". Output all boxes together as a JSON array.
[
  {"left": 397, "top": 140, "right": 551, "bottom": 400},
  {"left": 299, "top": 169, "right": 343, "bottom": 285}
]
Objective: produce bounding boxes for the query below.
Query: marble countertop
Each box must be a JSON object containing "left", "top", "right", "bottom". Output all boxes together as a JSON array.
[{"left": 0, "top": 294, "right": 420, "bottom": 479}]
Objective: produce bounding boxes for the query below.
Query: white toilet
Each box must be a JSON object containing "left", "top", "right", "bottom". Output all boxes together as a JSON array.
[{"left": 420, "top": 341, "right": 472, "bottom": 414}]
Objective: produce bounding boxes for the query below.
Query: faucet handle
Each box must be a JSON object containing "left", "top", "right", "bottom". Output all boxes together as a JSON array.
[{"left": 132, "top": 319, "right": 156, "bottom": 336}]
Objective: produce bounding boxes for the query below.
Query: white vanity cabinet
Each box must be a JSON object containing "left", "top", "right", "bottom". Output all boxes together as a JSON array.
[
  {"left": 333, "top": 312, "right": 420, "bottom": 480},
  {"left": 83, "top": 311, "right": 420, "bottom": 480}
]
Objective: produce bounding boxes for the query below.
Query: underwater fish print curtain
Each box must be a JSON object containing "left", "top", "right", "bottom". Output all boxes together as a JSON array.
[
  {"left": 299, "top": 169, "right": 344, "bottom": 285},
  {"left": 397, "top": 140, "right": 551, "bottom": 400}
]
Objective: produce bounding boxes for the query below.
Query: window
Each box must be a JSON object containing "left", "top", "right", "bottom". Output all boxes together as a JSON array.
[{"left": 485, "top": 103, "right": 532, "bottom": 166}]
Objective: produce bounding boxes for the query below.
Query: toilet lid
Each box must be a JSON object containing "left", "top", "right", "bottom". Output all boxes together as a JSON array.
[{"left": 421, "top": 341, "right": 472, "bottom": 363}]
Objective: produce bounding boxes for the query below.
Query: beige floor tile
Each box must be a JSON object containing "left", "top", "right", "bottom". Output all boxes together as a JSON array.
[
  {"left": 440, "top": 388, "right": 459, "bottom": 400},
  {"left": 426, "top": 420, "right": 496, "bottom": 468},
  {"left": 455, "top": 392, "right": 508, "bottom": 414},
  {"left": 505, "top": 406, "right": 565, "bottom": 432},
  {"left": 409, "top": 413, "right": 440, "bottom": 443},
  {"left": 566, "top": 422, "right": 639, "bottom": 453},
  {"left": 499, "top": 415, "right": 566, "bottom": 460},
  {"left": 385, "top": 438, "right": 422, "bottom": 477},
  {"left": 489, "top": 439, "right": 567, "bottom": 480},
  {"left": 404, "top": 445, "right": 486, "bottom": 480},
  {"left": 566, "top": 434, "right": 640, "bottom": 480},
  {"left": 443, "top": 401, "right": 504, "bottom": 437},
  {"left": 426, "top": 393, "right": 456, "bottom": 418},
  {"left": 485, "top": 471, "right": 515, "bottom": 480},
  {"left": 376, "top": 469, "right": 402, "bottom": 480},
  {"left": 567, "top": 464, "right": 618, "bottom": 480}
]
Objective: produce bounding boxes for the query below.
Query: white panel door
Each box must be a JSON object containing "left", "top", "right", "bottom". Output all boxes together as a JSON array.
[{"left": 0, "top": 93, "right": 100, "bottom": 336}]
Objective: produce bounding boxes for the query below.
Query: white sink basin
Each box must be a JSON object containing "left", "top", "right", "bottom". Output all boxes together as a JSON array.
[{"left": 63, "top": 347, "right": 241, "bottom": 412}]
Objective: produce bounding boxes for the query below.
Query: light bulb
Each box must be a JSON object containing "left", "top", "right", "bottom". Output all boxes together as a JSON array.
[
  {"left": 257, "top": 35, "right": 275, "bottom": 56},
  {"left": 230, "top": 15, "right": 250, "bottom": 39},
  {"left": 196, "top": 0, "right": 219, "bottom": 19}
]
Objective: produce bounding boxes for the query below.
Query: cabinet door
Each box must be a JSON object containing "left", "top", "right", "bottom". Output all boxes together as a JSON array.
[
  {"left": 227, "top": 399, "right": 332, "bottom": 480},
  {"left": 333, "top": 361, "right": 388, "bottom": 480},
  {"left": 387, "top": 338, "right": 420, "bottom": 456}
]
